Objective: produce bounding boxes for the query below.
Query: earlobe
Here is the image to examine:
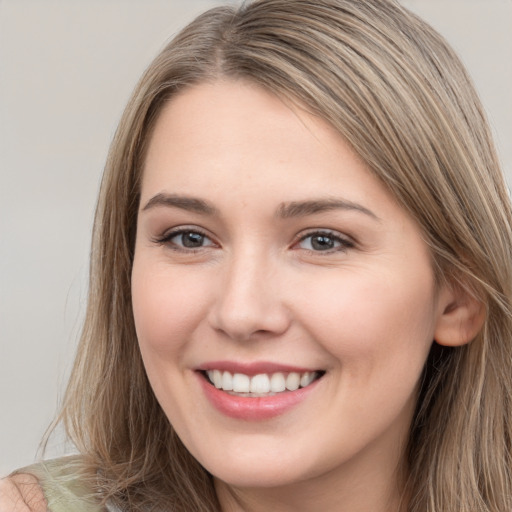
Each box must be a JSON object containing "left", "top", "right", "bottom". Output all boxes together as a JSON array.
[{"left": 434, "top": 283, "right": 486, "bottom": 347}]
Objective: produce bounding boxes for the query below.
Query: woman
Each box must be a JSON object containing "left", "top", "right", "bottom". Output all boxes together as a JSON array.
[{"left": 2, "top": 0, "right": 511, "bottom": 510}]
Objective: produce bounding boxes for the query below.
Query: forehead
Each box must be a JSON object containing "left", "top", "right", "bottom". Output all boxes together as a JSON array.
[
  {"left": 141, "top": 80, "right": 390, "bottom": 209},
  {"left": 143, "top": 79, "right": 342, "bottom": 175}
]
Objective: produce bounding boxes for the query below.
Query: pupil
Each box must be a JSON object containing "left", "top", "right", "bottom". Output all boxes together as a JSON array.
[
  {"left": 182, "top": 232, "right": 204, "bottom": 248},
  {"left": 311, "top": 235, "right": 334, "bottom": 250}
]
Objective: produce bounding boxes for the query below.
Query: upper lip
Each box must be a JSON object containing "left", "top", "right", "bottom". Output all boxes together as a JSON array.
[{"left": 196, "top": 361, "right": 321, "bottom": 376}]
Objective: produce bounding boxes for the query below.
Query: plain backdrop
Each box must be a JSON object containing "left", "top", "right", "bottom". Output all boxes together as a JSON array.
[{"left": 1, "top": 0, "right": 511, "bottom": 475}]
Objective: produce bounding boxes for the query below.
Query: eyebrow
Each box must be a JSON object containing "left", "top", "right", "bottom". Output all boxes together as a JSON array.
[
  {"left": 276, "top": 198, "right": 380, "bottom": 221},
  {"left": 142, "top": 193, "right": 219, "bottom": 215},
  {"left": 141, "top": 193, "right": 379, "bottom": 221}
]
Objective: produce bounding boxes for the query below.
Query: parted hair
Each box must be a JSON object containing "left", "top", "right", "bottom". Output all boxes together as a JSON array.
[{"left": 51, "top": 1, "right": 512, "bottom": 510}]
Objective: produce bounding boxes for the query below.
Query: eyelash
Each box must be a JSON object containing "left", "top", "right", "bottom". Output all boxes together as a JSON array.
[
  {"left": 294, "top": 230, "right": 355, "bottom": 254},
  {"left": 153, "top": 228, "right": 354, "bottom": 254},
  {"left": 153, "top": 227, "right": 216, "bottom": 252}
]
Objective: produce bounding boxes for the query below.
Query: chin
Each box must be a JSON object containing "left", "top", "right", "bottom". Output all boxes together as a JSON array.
[
  {"left": 210, "top": 462, "right": 306, "bottom": 489},
  {"left": 191, "top": 436, "right": 331, "bottom": 490}
]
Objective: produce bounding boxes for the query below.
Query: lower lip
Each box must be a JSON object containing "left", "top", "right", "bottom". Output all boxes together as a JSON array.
[{"left": 197, "top": 373, "right": 321, "bottom": 421}]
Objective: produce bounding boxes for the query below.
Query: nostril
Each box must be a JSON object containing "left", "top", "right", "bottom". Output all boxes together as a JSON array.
[{"left": 208, "top": 308, "right": 292, "bottom": 342}]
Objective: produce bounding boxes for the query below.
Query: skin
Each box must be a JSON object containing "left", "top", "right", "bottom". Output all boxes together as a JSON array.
[
  {"left": 1, "top": 80, "right": 482, "bottom": 512},
  {"left": 131, "top": 79, "right": 476, "bottom": 512},
  {"left": 0, "top": 474, "right": 46, "bottom": 512}
]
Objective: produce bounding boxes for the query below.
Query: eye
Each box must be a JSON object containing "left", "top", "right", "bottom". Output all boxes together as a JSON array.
[
  {"left": 296, "top": 231, "right": 353, "bottom": 252},
  {"left": 157, "top": 228, "right": 216, "bottom": 251}
]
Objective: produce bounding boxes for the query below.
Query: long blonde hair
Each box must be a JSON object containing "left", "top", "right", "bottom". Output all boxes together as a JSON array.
[{"left": 53, "top": 1, "right": 512, "bottom": 510}]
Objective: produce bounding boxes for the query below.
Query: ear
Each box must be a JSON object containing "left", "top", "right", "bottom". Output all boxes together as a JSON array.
[{"left": 434, "top": 282, "right": 486, "bottom": 347}]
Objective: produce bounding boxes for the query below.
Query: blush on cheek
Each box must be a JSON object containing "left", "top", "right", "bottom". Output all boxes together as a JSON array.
[
  {"left": 302, "top": 276, "right": 435, "bottom": 372},
  {"left": 132, "top": 275, "right": 211, "bottom": 357}
]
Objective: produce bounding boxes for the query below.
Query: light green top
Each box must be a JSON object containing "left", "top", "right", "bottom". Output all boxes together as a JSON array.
[{"left": 20, "top": 457, "right": 114, "bottom": 512}]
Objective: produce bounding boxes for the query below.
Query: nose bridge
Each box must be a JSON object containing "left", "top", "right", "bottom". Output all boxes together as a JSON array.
[{"left": 209, "top": 244, "right": 290, "bottom": 340}]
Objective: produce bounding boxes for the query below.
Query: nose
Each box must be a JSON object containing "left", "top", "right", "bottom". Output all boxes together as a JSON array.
[{"left": 207, "top": 250, "right": 291, "bottom": 341}]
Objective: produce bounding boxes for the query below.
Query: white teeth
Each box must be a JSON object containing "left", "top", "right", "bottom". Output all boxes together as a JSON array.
[
  {"left": 250, "top": 374, "right": 270, "bottom": 393},
  {"left": 285, "top": 372, "right": 300, "bottom": 391},
  {"left": 232, "top": 373, "right": 250, "bottom": 392},
  {"left": 300, "top": 371, "right": 314, "bottom": 387},
  {"left": 221, "top": 371, "right": 233, "bottom": 391},
  {"left": 213, "top": 369, "right": 222, "bottom": 389},
  {"left": 206, "top": 369, "right": 320, "bottom": 394},
  {"left": 270, "top": 372, "right": 286, "bottom": 392}
]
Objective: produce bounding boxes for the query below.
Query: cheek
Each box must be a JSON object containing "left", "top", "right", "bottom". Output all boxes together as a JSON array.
[
  {"left": 130, "top": 259, "right": 215, "bottom": 428},
  {"left": 298, "top": 267, "right": 436, "bottom": 380},
  {"left": 131, "top": 258, "right": 212, "bottom": 357}
]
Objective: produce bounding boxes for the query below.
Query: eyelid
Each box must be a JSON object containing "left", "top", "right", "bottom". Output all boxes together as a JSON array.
[
  {"left": 293, "top": 228, "right": 355, "bottom": 252},
  {"left": 152, "top": 225, "right": 218, "bottom": 250},
  {"left": 151, "top": 225, "right": 354, "bottom": 253}
]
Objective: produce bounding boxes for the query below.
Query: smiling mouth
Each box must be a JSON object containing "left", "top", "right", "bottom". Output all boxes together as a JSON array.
[{"left": 203, "top": 369, "right": 325, "bottom": 397}]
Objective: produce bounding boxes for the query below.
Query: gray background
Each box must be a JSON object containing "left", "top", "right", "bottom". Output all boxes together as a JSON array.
[{"left": 1, "top": 0, "right": 511, "bottom": 474}]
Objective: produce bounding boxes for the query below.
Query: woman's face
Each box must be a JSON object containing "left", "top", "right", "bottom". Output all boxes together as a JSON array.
[{"left": 132, "top": 80, "right": 446, "bottom": 495}]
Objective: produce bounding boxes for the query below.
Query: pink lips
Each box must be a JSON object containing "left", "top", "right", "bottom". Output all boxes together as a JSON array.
[{"left": 196, "top": 361, "right": 322, "bottom": 421}]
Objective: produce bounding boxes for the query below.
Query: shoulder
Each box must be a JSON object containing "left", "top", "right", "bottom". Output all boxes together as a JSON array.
[
  {"left": 0, "top": 473, "right": 46, "bottom": 512},
  {"left": 1, "top": 457, "right": 106, "bottom": 512}
]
